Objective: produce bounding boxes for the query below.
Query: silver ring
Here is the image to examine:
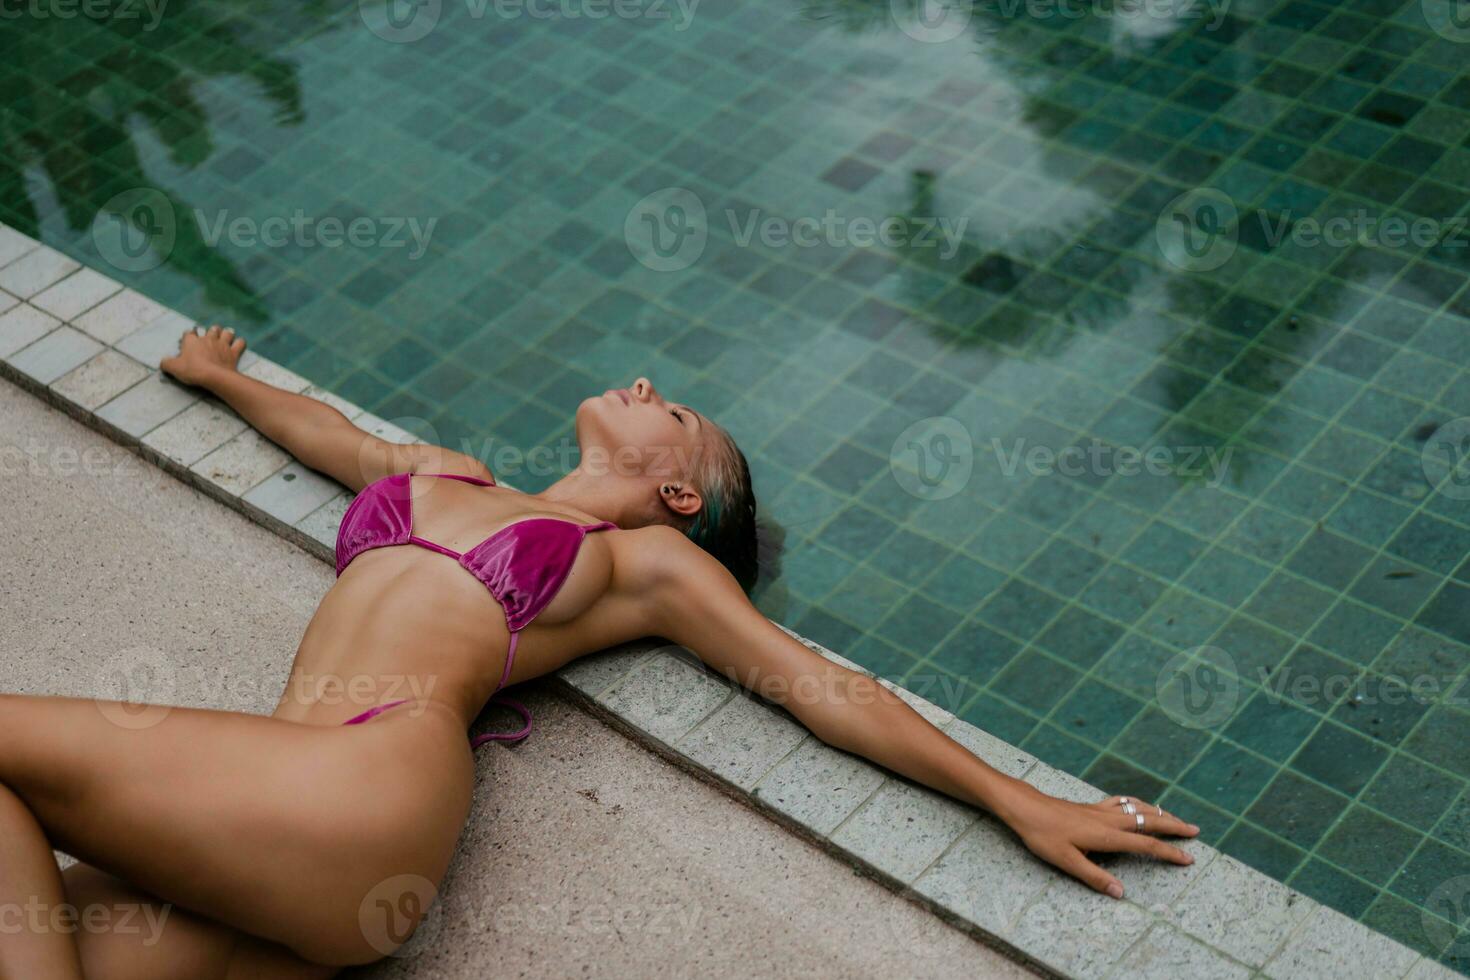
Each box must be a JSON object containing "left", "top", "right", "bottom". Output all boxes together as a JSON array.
[
  {"left": 1117, "top": 796, "right": 1131, "bottom": 807},
  {"left": 1122, "top": 801, "right": 1136, "bottom": 816},
  {"left": 1136, "top": 813, "right": 1146, "bottom": 831},
  {"left": 1156, "top": 805, "right": 1163, "bottom": 817}
]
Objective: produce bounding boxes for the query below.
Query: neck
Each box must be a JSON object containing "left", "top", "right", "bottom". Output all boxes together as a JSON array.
[{"left": 534, "top": 469, "right": 648, "bottom": 529}]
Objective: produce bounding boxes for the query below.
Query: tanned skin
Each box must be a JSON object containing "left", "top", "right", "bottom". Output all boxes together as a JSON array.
[{"left": 0, "top": 325, "right": 1197, "bottom": 978}]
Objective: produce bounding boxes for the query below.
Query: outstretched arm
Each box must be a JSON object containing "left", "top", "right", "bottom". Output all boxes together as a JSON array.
[
  {"left": 159, "top": 325, "right": 493, "bottom": 491},
  {"left": 645, "top": 529, "right": 1199, "bottom": 899}
]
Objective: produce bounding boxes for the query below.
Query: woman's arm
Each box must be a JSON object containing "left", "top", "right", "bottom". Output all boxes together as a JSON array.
[
  {"left": 159, "top": 325, "right": 493, "bottom": 491},
  {"left": 643, "top": 528, "right": 1199, "bottom": 899}
]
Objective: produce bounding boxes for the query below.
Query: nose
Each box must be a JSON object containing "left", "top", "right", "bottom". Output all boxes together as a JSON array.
[{"left": 631, "top": 377, "right": 660, "bottom": 403}]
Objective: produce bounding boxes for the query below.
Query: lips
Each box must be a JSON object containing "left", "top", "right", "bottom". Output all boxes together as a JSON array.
[{"left": 615, "top": 388, "right": 630, "bottom": 405}]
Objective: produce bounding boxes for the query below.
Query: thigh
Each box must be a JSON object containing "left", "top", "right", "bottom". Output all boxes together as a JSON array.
[
  {"left": 62, "top": 862, "right": 338, "bottom": 980},
  {"left": 0, "top": 694, "right": 474, "bottom": 966}
]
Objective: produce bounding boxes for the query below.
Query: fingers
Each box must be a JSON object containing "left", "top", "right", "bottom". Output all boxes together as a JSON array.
[
  {"left": 1095, "top": 796, "right": 1198, "bottom": 836},
  {"left": 1055, "top": 847, "right": 1124, "bottom": 899},
  {"left": 1107, "top": 810, "right": 1198, "bottom": 838},
  {"left": 1094, "top": 830, "right": 1195, "bottom": 865}
]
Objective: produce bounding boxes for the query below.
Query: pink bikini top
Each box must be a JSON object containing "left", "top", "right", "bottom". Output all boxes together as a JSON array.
[{"left": 334, "top": 472, "right": 616, "bottom": 747}]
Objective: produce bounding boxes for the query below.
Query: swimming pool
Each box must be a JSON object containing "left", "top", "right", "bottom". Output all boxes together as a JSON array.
[{"left": 4, "top": 0, "right": 1469, "bottom": 966}]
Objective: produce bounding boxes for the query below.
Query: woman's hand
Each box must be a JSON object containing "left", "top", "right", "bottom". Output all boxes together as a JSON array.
[
  {"left": 160, "top": 324, "right": 246, "bottom": 387},
  {"left": 996, "top": 784, "right": 1200, "bottom": 899}
]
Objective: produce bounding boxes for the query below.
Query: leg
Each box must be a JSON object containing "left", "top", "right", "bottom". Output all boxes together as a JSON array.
[
  {"left": 62, "top": 862, "right": 337, "bottom": 980},
  {"left": 0, "top": 692, "right": 473, "bottom": 967},
  {"left": 0, "top": 782, "right": 85, "bottom": 978}
]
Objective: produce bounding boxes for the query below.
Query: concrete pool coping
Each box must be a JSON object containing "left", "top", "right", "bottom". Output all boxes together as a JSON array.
[{"left": 0, "top": 222, "right": 1455, "bottom": 980}]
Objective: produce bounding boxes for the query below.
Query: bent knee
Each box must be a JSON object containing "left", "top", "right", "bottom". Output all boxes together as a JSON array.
[{"left": 63, "top": 864, "right": 340, "bottom": 980}]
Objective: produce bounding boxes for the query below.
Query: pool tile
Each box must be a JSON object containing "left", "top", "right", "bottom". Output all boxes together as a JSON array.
[
  {"left": 913, "top": 816, "right": 1053, "bottom": 937},
  {"left": 0, "top": 304, "right": 61, "bottom": 359},
  {"left": 8, "top": 325, "right": 104, "bottom": 385},
  {"left": 597, "top": 649, "right": 732, "bottom": 744},
  {"left": 50, "top": 350, "right": 151, "bottom": 411},
  {"left": 1265, "top": 903, "right": 1421, "bottom": 979},
  {"left": 1318, "top": 806, "right": 1423, "bottom": 884},
  {"left": 0, "top": 245, "right": 79, "bottom": 298},
  {"left": 678, "top": 692, "right": 809, "bottom": 790},
  {"left": 72, "top": 290, "right": 171, "bottom": 347},
  {"left": 95, "top": 371, "right": 201, "bottom": 439},
  {"left": 752, "top": 734, "right": 886, "bottom": 835},
  {"left": 1250, "top": 767, "right": 1353, "bottom": 849},
  {"left": 293, "top": 490, "right": 353, "bottom": 551},
  {"left": 114, "top": 312, "right": 197, "bottom": 368},
  {"left": 1010, "top": 881, "right": 1154, "bottom": 978},
  {"left": 0, "top": 225, "right": 38, "bottom": 267},
  {"left": 1290, "top": 857, "right": 1380, "bottom": 919},
  {"left": 142, "top": 399, "right": 248, "bottom": 468},
  {"left": 1120, "top": 923, "right": 1250, "bottom": 980},
  {"left": 30, "top": 268, "right": 122, "bottom": 322},
  {"left": 831, "top": 778, "right": 978, "bottom": 883},
  {"left": 1169, "top": 855, "right": 1314, "bottom": 967},
  {"left": 241, "top": 460, "right": 343, "bottom": 526}
]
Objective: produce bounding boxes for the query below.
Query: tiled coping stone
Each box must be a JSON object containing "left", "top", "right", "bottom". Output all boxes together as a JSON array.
[{"left": 0, "top": 222, "right": 1456, "bottom": 980}]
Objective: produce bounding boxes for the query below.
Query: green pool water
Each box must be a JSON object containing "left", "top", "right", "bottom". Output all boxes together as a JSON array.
[{"left": 5, "top": 0, "right": 1470, "bottom": 964}]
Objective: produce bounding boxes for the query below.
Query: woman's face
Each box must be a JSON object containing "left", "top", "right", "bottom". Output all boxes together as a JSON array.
[{"left": 576, "top": 377, "right": 708, "bottom": 480}]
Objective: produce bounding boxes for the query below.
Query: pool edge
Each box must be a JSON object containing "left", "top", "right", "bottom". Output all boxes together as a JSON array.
[{"left": 0, "top": 225, "right": 1454, "bottom": 980}]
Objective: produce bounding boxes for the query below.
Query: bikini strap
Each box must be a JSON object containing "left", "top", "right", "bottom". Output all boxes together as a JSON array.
[
  {"left": 423, "top": 471, "right": 496, "bottom": 487},
  {"left": 471, "top": 696, "right": 533, "bottom": 747}
]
